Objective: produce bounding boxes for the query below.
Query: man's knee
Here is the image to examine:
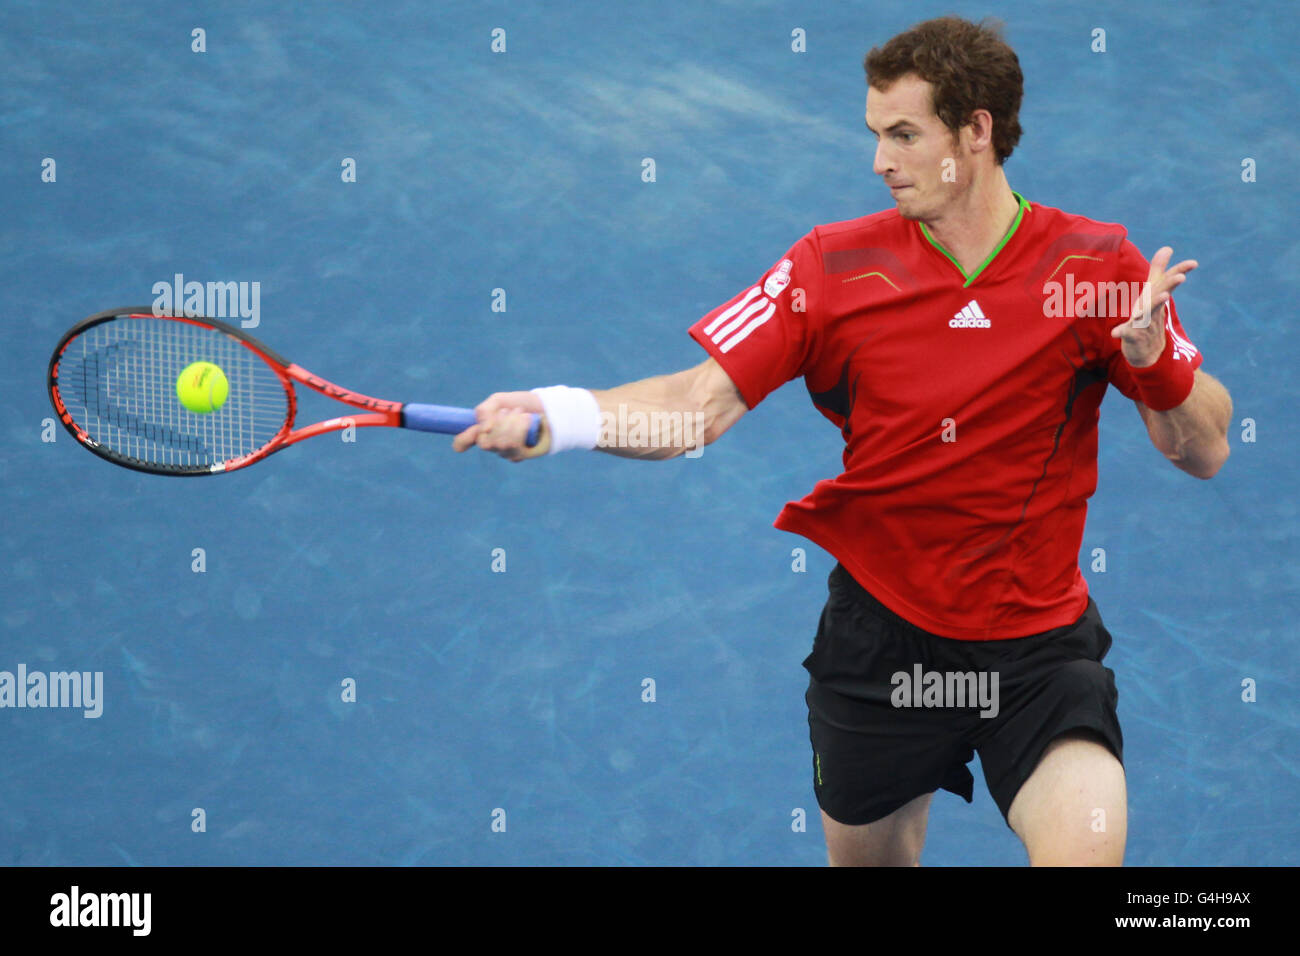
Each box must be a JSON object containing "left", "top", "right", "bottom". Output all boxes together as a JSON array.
[{"left": 822, "top": 792, "right": 933, "bottom": 867}]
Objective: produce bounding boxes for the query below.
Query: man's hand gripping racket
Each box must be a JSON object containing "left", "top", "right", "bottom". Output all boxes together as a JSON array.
[{"left": 451, "top": 391, "right": 552, "bottom": 461}]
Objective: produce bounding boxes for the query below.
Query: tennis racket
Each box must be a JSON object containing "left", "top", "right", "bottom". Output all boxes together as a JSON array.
[{"left": 47, "top": 306, "right": 540, "bottom": 476}]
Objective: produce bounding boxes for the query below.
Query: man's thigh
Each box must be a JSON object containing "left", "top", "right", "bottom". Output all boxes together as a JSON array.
[
  {"left": 803, "top": 565, "right": 981, "bottom": 847},
  {"left": 1007, "top": 730, "right": 1127, "bottom": 866},
  {"left": 969, "top": 598, "right": 1125, "bottom": 833},
  {"left": 807, "top": 682, "right": 977, "bottom": 838}
]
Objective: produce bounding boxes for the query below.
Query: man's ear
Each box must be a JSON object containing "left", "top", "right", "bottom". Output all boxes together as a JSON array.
[{"left": 966, "top": 109, "right": 995, "bottom": 154}]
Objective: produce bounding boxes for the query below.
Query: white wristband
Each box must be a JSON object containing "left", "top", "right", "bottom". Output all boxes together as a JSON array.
[{"left": 530, "top": 386, "right": 601, "bottom": 454}]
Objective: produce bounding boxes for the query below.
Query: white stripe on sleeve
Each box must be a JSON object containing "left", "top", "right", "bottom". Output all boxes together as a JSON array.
[
  {"left": 711, "top": 295, "right": 773, "bottom": 344},
  {"left": 718, "top": 302, "right": 776, "bottom": 353},
  {"left": 703, "top": 286, "right": 764, "bottom": 337}
]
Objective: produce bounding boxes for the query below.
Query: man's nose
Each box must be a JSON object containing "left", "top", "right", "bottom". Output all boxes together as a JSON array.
[{"left": 872, "top": 140, "right": 893, "bottom": 177}]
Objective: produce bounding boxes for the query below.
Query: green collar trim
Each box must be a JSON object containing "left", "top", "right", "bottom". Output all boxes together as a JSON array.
[{"left": 918, "top": 191, "right": 1031, "bottom": 288}]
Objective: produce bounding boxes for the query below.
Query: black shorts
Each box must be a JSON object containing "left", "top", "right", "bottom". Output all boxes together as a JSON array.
[{"left": 804, "top": 564, "right": 1123, "bottom": 828}]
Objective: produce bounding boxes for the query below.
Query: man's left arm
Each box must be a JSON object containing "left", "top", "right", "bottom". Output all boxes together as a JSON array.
[
  {"left": 1134, "top": 368, "right": 1232, "bottom": 479},
  {"left": 1111, "top": 245, "right": 1232, "bottom": 479}
]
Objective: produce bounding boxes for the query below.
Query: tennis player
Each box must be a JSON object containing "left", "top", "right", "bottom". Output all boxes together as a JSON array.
[{"left": 453, "top": 16, "right": 1232, "bottom": 866}]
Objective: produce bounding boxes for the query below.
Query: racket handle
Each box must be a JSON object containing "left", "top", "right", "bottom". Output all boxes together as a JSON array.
[{"left": 403, "top": 404, "right": 541, "bottom": 448}]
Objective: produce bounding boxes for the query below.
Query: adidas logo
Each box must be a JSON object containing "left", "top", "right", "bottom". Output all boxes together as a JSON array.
[{"left": 949, "top": 299, "right": 991, "bottom": 328}]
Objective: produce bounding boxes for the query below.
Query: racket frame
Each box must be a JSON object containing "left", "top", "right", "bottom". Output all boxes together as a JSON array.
[{"left": 48, "top": 306, "right": 432, "bottom": 476}]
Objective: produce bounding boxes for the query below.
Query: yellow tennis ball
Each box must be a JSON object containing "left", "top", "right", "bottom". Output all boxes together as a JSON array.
[{"left": 176, "top": 361, "right": 229, "bottom": 414}]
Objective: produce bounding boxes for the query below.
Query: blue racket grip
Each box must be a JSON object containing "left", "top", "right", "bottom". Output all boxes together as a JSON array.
[{"left": 402, "top": 404, "right": 541, "bottom": 447}]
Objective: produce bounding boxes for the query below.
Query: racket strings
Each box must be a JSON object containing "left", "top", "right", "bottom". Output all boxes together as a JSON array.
[{"left": 55, "top": 316, "right": 290, "bottom": 470}]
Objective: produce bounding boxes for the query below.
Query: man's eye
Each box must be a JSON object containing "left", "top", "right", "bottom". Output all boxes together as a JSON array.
[{"left": 897, "top": 132, "right": 915, "bottom": 143}]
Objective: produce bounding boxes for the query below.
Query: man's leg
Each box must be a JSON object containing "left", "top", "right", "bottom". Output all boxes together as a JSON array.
[
  {"left": 1007, "top": 730, "right": 1126, "bottom": 866},
  {"left": 821, "top": 792, "right": 934, "bottom": 866}
]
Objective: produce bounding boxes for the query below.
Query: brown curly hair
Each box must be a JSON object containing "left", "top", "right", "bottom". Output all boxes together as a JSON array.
[{"left": 864, "top": 16, "right": 1024, "bottom": 164}]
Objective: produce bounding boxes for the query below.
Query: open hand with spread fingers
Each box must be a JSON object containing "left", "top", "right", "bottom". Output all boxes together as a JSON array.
[{"left": 1110, "top": 246, "right": 1198, "bottom": 368}]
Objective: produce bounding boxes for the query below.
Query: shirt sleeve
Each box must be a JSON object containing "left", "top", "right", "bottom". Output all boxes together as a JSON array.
[
  {"left": 1105, "top": 238, "right": 1204, "bottom": 401},
  {"left": 688, "top": 231, "right": 823, "bottom": 409}
]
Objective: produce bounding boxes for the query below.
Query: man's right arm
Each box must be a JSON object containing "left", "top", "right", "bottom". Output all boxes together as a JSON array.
[
  {"left": 451, "top": 357, "right": 748, "bottom": 462},
  {"left": 591, "top": 357, "right": 747, "bottom": 460}
]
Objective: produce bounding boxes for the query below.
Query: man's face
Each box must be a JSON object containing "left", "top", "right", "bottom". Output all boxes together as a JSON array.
[{"left": 865, "top": 74, "right": 964, "bottom": 221}]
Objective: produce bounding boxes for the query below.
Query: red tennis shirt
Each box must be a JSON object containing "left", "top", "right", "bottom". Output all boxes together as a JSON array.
[{"left": 688, "top": 193, "right": 1203, "bottom": 640}]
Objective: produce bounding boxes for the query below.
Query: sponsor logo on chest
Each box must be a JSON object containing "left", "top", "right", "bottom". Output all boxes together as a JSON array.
[{"left": 949, "top": 298, "right": 990, "bottom": 328}]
